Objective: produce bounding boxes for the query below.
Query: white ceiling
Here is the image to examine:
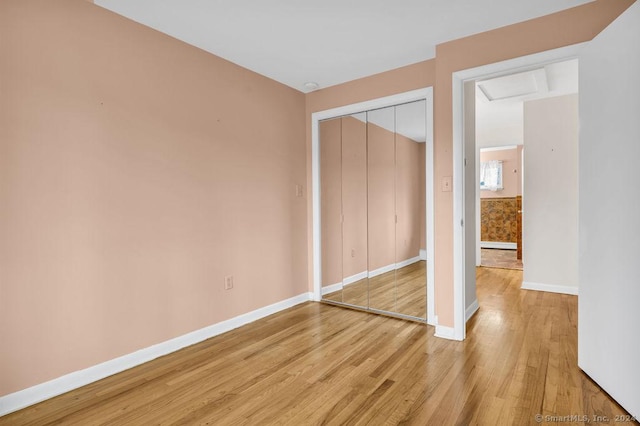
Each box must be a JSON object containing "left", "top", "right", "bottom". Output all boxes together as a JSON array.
[
  {"left": 94, "top": 0, "right": 593, "bottom": 93},
  {"left": 476, "top": 59, "right": 579, "bottom": 148}
]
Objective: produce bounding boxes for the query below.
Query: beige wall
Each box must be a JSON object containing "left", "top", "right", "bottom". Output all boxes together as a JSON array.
[
  {"left": 523, "top": 94, "right": 579, "bottom": 290},
  {"left": 517, "top": 145, "right": 524, "bottom": 197},
  {"left": 366, "top": 123, "right": 396, "bottom": 271},
  {"left": 319, "top": 119, "right": 343, "bottom": 287},
  {"left": 320, "top": 120, "right": 424, "bottom": 283},
  {"left": 0, "top": 0, "right": 307, "bottom": 397},
  {"left": 480, "top": 148, "right": 522, "bottom": 199},
  {"left": 395, "top": 134, "right": 423, "bottom": 263},
  {"left": 340, "top": 117, "right": 368, "bottom": 278},
  {"left": 319, "top": 116, "right": 369, "bottom": 286}
]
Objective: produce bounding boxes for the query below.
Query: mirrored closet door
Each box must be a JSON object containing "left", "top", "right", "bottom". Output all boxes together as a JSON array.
[{"left": 319, "top": 100, "right": 428, "bottom": 321}]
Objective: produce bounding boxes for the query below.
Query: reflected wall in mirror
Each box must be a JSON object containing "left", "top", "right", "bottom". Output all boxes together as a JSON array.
[
  {"left": 394, "top": 100, "right": 427, "bottom": 318},
  {"left": 367, "top": 106, "right": 397, "bottom": 313},
  {"left": 319, "top": 99, "right": 428, "bottom": 322},
  {"left": 320, "top": 117, "right": 343, "bottom": 303},
  {"left": 341, "top": 113, "right": 368, "bottom": 307}
]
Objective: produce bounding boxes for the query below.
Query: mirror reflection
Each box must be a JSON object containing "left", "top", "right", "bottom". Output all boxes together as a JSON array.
[
  {"left": 367, "top": 106, "right": 397, "bottom": 313},
  {"left": 341, "top": 112, "right": 368, "bottom": 306},
  {"left": 320, "top": 100, "right": 427, "bottom": 321},
  {"left": 394, "top": 101, "right": 427, "bottom": 318},
  {"left": 320, "top": 117, "right": 343, "bottom": 303}
]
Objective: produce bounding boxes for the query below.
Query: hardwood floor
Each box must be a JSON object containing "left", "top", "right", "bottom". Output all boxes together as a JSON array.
[
  {"left": 1, "top": 267, "right": 632, "bottom": 425},
  {"left": 324, "top": 261, "right": 427, "bottom": 319},
  {"left": 481, "top": 248, "right": 523, "bottom": 270}
]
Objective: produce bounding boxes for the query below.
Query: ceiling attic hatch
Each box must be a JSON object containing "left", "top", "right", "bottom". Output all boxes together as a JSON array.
[{"left": 478, "top": 68, "right": 549, "bottom": 101}]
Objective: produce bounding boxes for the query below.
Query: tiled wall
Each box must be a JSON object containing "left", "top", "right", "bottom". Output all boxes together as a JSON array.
[{"left": 481, "top": 197, "right": 518, "bottom": 242}]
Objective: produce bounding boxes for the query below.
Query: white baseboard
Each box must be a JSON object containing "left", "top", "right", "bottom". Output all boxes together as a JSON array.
[
  {"left": 368, "top": 263, "right": 395, "bottom": 278},
  {"left": 322, "top": 282, "right": 342, "bottom": 295},
  {"left": 434, "top": 325, "right": 457, "bottom": 340},
  {"left": 395, "top": 255, "right": 421, "bottom": 269},
  {"left": 369, "top": 256, "right": 422, "bottom": 278},
  {"left": 321, "top": 270, "right": 374, "bottom": 294},
  {"left": 343, "top": 271, "right": 368, "bottom": 286},
  {"left": 480, "top": 241, "right": 516, "bottom": 250},
  {"left": 0, "top": 292, "right": 313, "bottom": 417},
  {"left": 419, "top": 249, "right": 427, "bottom": 260},
  {"left": 323, "top": 259, "right": 419, "bottom": 292},
  {"left": 465, "top": 299, "right": 479, "bottom": 322},
  {"left": 521, "top": 281, "right": 578, "bottom": 295}
]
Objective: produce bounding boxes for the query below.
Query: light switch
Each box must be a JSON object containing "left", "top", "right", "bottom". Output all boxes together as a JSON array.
[{"left": 442, "top": 176, "right": 452, "bottom": 192}]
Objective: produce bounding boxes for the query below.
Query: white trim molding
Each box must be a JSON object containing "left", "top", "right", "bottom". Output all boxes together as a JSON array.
[
  {"left": 521, "top": 281, "right": 578, "bottom": 295},
  {"left": 465, "top": 299, "right": 480, "bottom": 322},
  {"left": 480, "top": 241, "right": 517, "bottom": 250},
  {"left": 434, "top": 325, "right": 457, "bottom": 340},
  {"left": 0, "top": 292, "right": 313, "bottom": 417},
  {"left": 419, "top": 249, "right": 427, "bottom": 260},
  {"left": 480, "top": 145, "right": 520, "bottom": 152},
  {"left": 324, "top": 258, "right": 422, "bottom": 293},
  {"left": 321, "top": 282, "right": 342, "bottom": 295},
  {"left": 395, "top": 255, "right": 422, "bottom": 270},
  {"left": 368, "top": 263, "right": 396, "bottom": 279},
  {"left": 343, "top": 271, "right": 368, "bottom": 286},
  {"left": 369, "top": 256, "right": 422, "bottom": 278}
]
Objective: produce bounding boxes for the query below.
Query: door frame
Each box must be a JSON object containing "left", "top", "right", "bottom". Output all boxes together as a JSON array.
[
  {"left": 451, "top": 43, "right": 586, "bottom": 340},
  {"left": 311, "top": 87, "right": 436, "bottom": 325}
]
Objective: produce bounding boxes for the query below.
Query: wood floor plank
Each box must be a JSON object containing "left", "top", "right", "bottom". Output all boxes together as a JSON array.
[{"left": 1, "top": 267, "right": 634, "bottom": 425}]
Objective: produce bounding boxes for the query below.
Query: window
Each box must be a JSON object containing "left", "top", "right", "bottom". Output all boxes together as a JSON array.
[{"left": 480, "top": 160, "right": 503, "bottom": 191}]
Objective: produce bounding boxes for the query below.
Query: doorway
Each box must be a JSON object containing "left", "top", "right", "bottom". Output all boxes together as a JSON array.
[
  {"left": 451, "top": 42, "right": 585, "bottom": 340},
  {"left": 477, "top": 144, "right": 523, "bottom": 271},
  {"left": 473, "top": 60, "right": 579, "bottom": 283}
]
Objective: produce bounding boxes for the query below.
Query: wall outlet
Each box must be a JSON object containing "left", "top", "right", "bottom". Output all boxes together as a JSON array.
[
  {"left": 295, "top": 184, "right": 304, "bottom": 198},
  {"left": 351, "top": 248, "right": 356, "bottom": 258},
  {"left": 224, "top": 275, "right": 234, "bottom": 290}
]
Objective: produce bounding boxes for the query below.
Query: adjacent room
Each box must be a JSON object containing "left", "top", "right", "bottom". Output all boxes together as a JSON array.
[
  {"left": 475, "top": 59, "right": 579, "bottom": 288},
  {"left": 1, "top": 0, "right": 638, "bottom": 423}
]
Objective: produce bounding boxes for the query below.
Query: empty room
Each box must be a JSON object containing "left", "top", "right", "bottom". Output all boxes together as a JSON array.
[{"left": 1, "top": 0, "right": 638, "bottom": 424}]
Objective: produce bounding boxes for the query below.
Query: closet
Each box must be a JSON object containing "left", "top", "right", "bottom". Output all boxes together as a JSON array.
[{"left": 319, "top": 100, "right": 427, "bottom": 321}]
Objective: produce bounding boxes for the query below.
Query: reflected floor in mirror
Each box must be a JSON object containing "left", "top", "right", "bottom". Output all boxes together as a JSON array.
[{"left": 323, "top": 261, "right": 426, "bottom": 319}]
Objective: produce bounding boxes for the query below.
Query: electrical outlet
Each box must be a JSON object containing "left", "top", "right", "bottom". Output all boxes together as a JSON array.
[
  {"left": 351, "top": 248, "right": 356, "bottom": 258},
  {"left": 224, "top": 275, "right": 234, "bottom": 290},
  {"left": 295, "top": 184, "right": 303, "bottom": 198}
]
